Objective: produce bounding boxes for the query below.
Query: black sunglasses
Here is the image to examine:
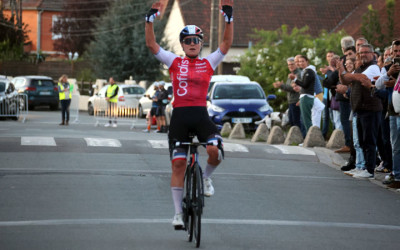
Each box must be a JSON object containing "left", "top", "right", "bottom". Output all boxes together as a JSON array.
[{"left": 183, "top": 37, "right": 201, "bottom": 45}]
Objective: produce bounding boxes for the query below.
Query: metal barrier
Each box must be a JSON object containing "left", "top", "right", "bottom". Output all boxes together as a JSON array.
[
  {"left": 0, "top": 93, "right": 28, "bottom": 123},
  {"left": 93, "top": 98, "right": 140, "bottom": 129},
  {"left": 69, "top": 93, "right": 80, "bottom": 124}
]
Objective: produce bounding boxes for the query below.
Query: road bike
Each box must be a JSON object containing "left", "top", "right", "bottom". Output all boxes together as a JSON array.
[{"left": 175, "top": 135, "right": 208, "bottom": 248}]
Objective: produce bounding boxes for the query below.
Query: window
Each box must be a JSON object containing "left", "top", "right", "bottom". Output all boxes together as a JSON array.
[
  {"left": 0, "top": 82, "right": 6, "bottom": 92},
  {"left": 123, "top": 87, "right": 145, "bottom": 95},
  {"left": 31, "top": 80, "right": 54, "bottom": 87},
  {"left": 52, "top": 15, "right": 62, "bottom": 40}
]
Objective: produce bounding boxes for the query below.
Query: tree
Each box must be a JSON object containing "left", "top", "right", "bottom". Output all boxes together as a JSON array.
[
  {"left": 51, "top": 0, "right": 111, "bottom": 56},
  {"left": 361, "top": 0, "right": 396, "bottom": 50},
  {"left": 237, "top": 25, "right": 345, "bottom": 112},
  {"left": 0, "top": 9, "right": 27, "bottom": 61},
  {"left": 88, "top": 0, "right": 169, "bottom": 81}
]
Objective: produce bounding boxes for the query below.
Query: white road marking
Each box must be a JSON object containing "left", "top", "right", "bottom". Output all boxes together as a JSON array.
[
  {"left": 223, "top": 143, "right": 249, "bottom": 152},
  {"left": 148, "top": 140, "right": 169, "bottom": 148},
  {"left": 148, "top": 140, "right": 248, "bottom": 152},
  {"left": 0, "top": 218, "right": 399, "bottom": 231},
  {"left": 21, "top": 137, "right": 56, "bottom": 146},
  {"left": 84, "top": 138, "right": 121, "bottom": 147},
  {"left": 271, "top": 145, "right": 315, "bottom": 156}
]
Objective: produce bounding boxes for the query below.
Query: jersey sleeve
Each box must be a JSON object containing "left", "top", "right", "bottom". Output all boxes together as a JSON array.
[
  {"left": 154, "top": 47, "right": 179, "bottom": 68},
  {"left": 205, "top": 48, "right": 226, "bottom": 70}
]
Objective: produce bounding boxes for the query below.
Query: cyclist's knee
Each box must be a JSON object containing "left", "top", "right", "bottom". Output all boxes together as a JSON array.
[
  {"left": 172, "top": 159, "right": 186, "bottom": 173},
  {"left": 207, "top": 146, "right": 221, "bottom": 165}
]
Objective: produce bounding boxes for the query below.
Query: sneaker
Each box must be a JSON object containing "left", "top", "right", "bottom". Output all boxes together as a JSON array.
[
  {"left": 204, "top": 177, "right": 215, "bottom": 197},
  {"left": 335, "top": 145, "right": 351, "bottom": 153},
  {"left": 112, "top": 123, "right": 117, "bottom": 128},
  {"left": 104, "top": 123, "right": 111, "bottom": 127},
  {"left": 341, "top": 163, "right": 355, "bottom": 171},
  {"left": 142, "top": 129, "right": 150, "bottom": 133},
  {"left": 353, "top": 170, "right": 374, "bottom": 179},
  {"left": 382, "top": 174, "right": 395, "bottom": 185},
  {"left": 375, "top": 162, "right": 384, "bottom": 172},
  {"left": 172, "top": 213, "right": 184, "bottom": 230},
  {"left": 344, "top": 168, "right": 361, "bottom": 176}
]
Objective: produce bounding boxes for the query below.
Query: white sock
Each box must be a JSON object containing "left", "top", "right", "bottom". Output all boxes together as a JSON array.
[
  {"left": 171, "top": 187, "right": 183, "bottom": 214},
  {"left": 203, "top": 163, "right": 217, "bottom": 179}
]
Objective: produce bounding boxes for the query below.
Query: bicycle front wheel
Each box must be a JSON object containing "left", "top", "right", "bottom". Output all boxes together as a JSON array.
[{"left": 191, "top": 163, "right": 203, "bottom": 248}]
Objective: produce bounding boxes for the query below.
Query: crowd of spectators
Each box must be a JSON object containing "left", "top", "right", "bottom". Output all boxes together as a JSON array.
[{"left": 273, "top": 35, "right": 400, "bottom": 189}]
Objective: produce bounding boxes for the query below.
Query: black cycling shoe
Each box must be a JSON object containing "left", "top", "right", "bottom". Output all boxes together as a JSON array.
[{"left": 341, "top": 155, "right": 355, "bottom": 171}]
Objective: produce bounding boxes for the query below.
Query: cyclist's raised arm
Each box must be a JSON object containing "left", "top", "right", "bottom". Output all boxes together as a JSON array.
[
  {"left": 145, "top": 2, "right": 162, "bottom": 54},
  {"left": 219, "top": 0, "right": 234, "bottom": 55}
]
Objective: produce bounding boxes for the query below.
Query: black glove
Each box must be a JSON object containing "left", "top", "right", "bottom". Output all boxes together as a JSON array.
[
  {"left": 145, "top": 8, "right": 160, "bottom": 23},
  {"left": 220, "top": 5, "right": 233, "bottom": 24}
]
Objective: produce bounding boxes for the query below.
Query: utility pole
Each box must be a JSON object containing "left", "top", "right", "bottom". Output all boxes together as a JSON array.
[{"left": 209, "top": 0, "right": 219, "bottom": 70}]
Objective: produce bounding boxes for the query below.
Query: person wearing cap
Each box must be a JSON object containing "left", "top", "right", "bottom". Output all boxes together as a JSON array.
[
  {"left": 143, "top": 82, "right": 160, "bottom": 132},
  {"left": 156, "top": 81, "right": 169, "bottom": 133},
  {"left": 145, "top": 0, "right": 233, "bottom": 229}
]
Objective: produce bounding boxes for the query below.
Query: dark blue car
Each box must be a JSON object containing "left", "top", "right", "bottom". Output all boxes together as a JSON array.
[{"left": 207, "top": 81, "right": 275, "bottom": 131}]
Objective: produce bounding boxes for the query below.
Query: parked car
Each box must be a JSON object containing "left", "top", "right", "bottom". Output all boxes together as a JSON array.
[
  {"left": 138, "top": 82, "right": 172, "bottom": 118},
  {"left": 0, "top": 77, "right": 19, "bottom": 120},
  {"left": 87, "top": 84, "right": 145, "bottom": 115},
  {"left": 208, "top": 75, "right": 251, "bottom": 93},
  {"left": 12, "top": 76, "right": 59, "bottom": 110},
  {"left": 207, "top": 81, "right": 275, "bottom": 131}
]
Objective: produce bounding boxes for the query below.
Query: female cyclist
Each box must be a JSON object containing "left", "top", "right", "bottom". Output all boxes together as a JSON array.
[{"left": 145, "top": 0, "right": 234, "bottom": 228}]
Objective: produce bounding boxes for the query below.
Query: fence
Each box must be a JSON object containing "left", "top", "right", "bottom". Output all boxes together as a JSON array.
[
  {"left": 0, "top": 93, "right": 28, "bottom": 122},
  {"left": 69, "top": 94, "right": 80, "bottom": 123},
  {"left": 93, "top": 98, "right": 140, "bottom": 129}
]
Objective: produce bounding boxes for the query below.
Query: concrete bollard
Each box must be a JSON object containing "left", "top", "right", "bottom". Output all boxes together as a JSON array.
[
  {"left": 326, "top": 129, "right": 345, "bottom": 149},
  {"left": 303, "top": 126, "right": 326, "bottom": 147},
  {"left": 221, "top": 122, "right": 232, "bottom": 137},
  {"left": 229, "top": 123, "right": 246, "bottom": 139},
  {"left": 266, "top": 125, "right": 285, "bottom": 144},
  {"left": 284, "top": 126, "right": 303, "bottom": 145},
  {"left": 251, "top": 123, "right": 269, "bottom": 142}
]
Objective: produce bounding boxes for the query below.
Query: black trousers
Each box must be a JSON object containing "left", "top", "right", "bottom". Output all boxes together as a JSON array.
[
  {"left": 60, "top": 99, "right": 71, "bottom": 121},
  {"left": 357, "top": 110, "right": 381, "bottom": 174}
]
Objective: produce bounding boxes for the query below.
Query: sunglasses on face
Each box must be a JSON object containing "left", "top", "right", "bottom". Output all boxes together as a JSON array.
[{"left": 183, "top": 37, "right": 201, "bottom": 45}]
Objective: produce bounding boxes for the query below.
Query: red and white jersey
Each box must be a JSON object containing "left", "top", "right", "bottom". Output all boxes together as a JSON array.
[{"left": 155, "top": 47, "right": 225, "bottom": 108}]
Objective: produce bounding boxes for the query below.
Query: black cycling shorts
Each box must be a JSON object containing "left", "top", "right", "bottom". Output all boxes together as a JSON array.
[
  {"left": 150, "top": 107, "right": 157, "bottom": 116},
  {"left": 156, "top": 106, "right": 165, "bottom": 117},
  {"left": 168, "top": 106, "right": 221, "bottom": 160}
]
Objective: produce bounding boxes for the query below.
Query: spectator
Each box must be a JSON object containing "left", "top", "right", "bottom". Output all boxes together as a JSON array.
[
  {"left": 143, "top": 82, "right": 160, "bottom": 133},
  {"left": 156, "top": 81, "right": 169, "bottom": 133},
  {"left": 57, "top": 74, "right": 73, "bottom": 126},
  {"left": 375, "top": 40, "right": 400, "bottom": 188},
  {"left": 105, "top": 77, "right": 119, "bottom": 128},
  {"left": 320, "top": 51, "right": 336, "bottom": 138},
  {"left": 337, "top": 44, "right": 382, "bottom": 179},
  {"left": 342, "top": 57, "right": 367, "bottom": 176},
  {"left": 273, "top": 57, "right": 302, "bottom": 128},
  {"left": 290, "top": 55, "right": 315, "bottom": 134},
  {"left": 323, "top": 55, "right": 342, "bottom": 131},
  {"left": 335, "top": 46, "right": 357, "bottom": 154}
]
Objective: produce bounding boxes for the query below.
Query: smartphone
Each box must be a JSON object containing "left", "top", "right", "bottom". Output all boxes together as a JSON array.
[{"left": 393, "top": 57, "right": 400, "bottom": 65}]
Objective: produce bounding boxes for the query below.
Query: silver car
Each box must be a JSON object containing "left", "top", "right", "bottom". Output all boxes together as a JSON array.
[{"left": 87, "top": 84, "right": 145, "bottom": 116}]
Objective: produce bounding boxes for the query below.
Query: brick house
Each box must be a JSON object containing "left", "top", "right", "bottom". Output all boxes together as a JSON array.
[{"left": 2, "top": 0, "right": 65, "bottom": 56}]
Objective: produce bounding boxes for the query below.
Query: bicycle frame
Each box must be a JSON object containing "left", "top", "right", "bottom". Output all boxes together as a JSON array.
[{"left": 177, "top": 138, "right": 208, "bottom": 248}]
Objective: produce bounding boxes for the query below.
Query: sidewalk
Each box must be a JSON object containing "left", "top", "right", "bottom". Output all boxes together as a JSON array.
[{"left": 312, "top": 148, "right": 399, "bottom": 194}]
